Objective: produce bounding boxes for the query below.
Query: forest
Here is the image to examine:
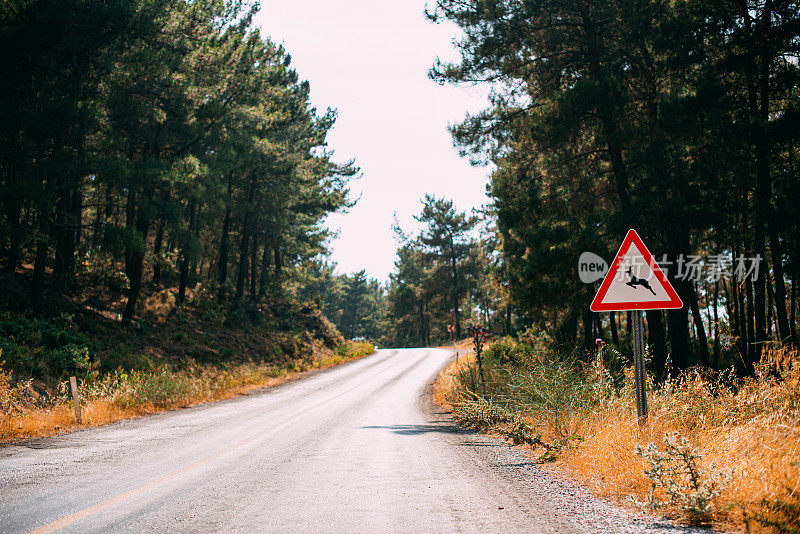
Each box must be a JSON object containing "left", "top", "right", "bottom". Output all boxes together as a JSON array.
[
  {"left": 379, "top": 0, "right": 800, "bottom": 379},
  {"left": 2, "top": 0, "right": 800, "bottom": 380},
  {"left": 0, "top": 0, "right": 389, "bottom": 440},
  {"left": 0, "top": 0, "right": 360, "bottom": 321}
]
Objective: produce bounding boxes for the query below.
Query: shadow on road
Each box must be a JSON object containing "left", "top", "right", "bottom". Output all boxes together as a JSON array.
[{"left": 360, "top": 423, "right": 467, "bottom": 436}]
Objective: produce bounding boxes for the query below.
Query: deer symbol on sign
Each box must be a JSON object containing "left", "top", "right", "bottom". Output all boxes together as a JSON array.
[{"left": 626, "top": 268, "right": 657, "bottom": 296}]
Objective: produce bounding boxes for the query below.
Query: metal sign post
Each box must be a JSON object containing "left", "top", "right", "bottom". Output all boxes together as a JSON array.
[
  {"left": 448, "top": 324, "right": 456, "bottom": 359},
  {"left": 467, "top": 325, "right": 487, "bottom": 396},
  {"left": 631, "top": 310, "right": 648, "bottom": 423}
]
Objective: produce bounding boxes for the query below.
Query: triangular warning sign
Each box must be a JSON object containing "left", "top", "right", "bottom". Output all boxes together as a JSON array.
[{"left": 590, "top": 229, "right": 683, "bottom": 312}]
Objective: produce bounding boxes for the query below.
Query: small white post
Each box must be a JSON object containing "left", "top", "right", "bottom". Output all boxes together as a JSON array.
[{"left": 69, "top": 376, "right": 82, "bottom": 424}]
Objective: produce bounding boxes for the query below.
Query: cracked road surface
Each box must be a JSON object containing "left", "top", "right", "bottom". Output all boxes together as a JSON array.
[{"left": 0, "top": 348, "right": 699, "bottom": 533}]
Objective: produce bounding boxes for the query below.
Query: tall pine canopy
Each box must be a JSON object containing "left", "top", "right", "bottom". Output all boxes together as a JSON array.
[
  {"left": 420, "top": 0, "right": 800, "bottom": 374},
  {"left": 0, "top": 0, "right": 358, "bottom": 321}
]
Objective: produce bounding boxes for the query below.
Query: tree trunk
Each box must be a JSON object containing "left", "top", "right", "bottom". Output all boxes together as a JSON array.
[
  {"left": 31, "top": 229, "right": 51, "bottom": 313},
  {"left": 258, "top": 244, "right": 271, "bottom": 298},
  {"left": 744, "top": 1, "right": 771, "bottom": 350},
  {"left": 32, "top": 176, "right": 57, "bottom": 313},
  {"left": 791, "top": 266, "right": 797, "bottom": 344},
  {"left": 273, "top": 246, "right": 282, "bottom": 278},
  {"left": 767, "top": 213, "right": 791, "bottom": 342},
  {"left": 249, "top": 235, "right": 258, "bottom": 300},
  {"left": 3, "top": 159, "right": 22, "bottom": 273},
  {"left": 424, "top": 296, "right": 430, "bottom": 346},
  {"left": 3, "top": 198, "right": 22, "bottom": 273},
  {"left": 217, "top": 204, "right": 231, "bottom": 287},
  {"left": 152, "top": 220, "right": 164, "bottom": 286},
  {"left": 450, "top": 246, "right": 461, "bottom": 339},
  {"left": 731, "top": 239, "right": 747, "bottom": 362},
  {"left": 688, "top": 282, "right": 710, "bottom": 366},
  {"left": 742, "top": 210, "right": 758, "bottom": 369},
  {"left": 122, "top": 207, "right": 150, "bottom": 323},
  {"left": 92, "top": 181, "right": 104, "bottom": 249},
  {"left": 646, "top": 310, "right": 669, "bottom": 380},
  {"left": 178, "top": 200, "right": 197, "bottom": 304},
  {"left": 73, "top": 181, "right": 82, "bottom": 252},
  {"left": 235, "top": 173, "right": 257, "bottom": 301},
  {"left": 735, "top": 276, "right": 748, "bottom": 364},
  {"left": 178, "top": 252, "right": 189, "bottom": 304},
  {"left": 234, "top": 228, "right": 250, "bottom": 302},
  {"left": 767, "top": 271, "right": 775, "bottom": 338},
  {"left": 593, "top": 314, "right": 604, "bottom": 341},
  {"left": 664, "top": 227, "right": 691, "bottom": 373},
  {"left": 217, "top": 173, "right": 233, "bottom": 294},
  {"left": 418, "top": 299, "right": 425, "bottom": 347},
  {"left": 53, "top": 174, "right": 80, "bottom": 283},
  {"left": 582, "top": 304, "right": 593, "bottom": 351},
  {"left": 745, "top": 273, "right": 757, "bottom": 372},
  {"left": 626, "top": 311, "right": 632, "bottom": 342}
]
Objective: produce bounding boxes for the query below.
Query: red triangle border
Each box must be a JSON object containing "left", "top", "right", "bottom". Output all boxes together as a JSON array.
[{"left": 590, "top": 229, "right": 684, "bottom": 312}]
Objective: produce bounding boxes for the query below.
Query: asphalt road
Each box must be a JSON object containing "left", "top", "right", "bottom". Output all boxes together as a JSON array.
[{"left": 0, "top": 349, "right": 699, "bottom": 533}]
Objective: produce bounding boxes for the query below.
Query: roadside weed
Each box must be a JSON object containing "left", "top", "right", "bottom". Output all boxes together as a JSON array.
[{"left": 635, "top": 432, "right": 731, "bottom": 525}]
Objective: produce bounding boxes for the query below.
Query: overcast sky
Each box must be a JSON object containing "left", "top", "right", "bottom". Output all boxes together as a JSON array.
[{"left": 255, "top": 0, "right": 492, "bottom": 282}]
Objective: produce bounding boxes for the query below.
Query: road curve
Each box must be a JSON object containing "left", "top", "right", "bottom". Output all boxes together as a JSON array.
[{"left": 0, "top": 349, "right": 697, "bottom": 533}]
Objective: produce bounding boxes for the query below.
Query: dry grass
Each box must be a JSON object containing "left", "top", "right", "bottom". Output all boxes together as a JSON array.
[
  {"left": 434, "top": 343, "right": 800, "bottom": 532},
  {"left": 0, "top": 341, "right": 374, "bottom": 443},
  {"left": 555, "top": 355, "right": 800, "bottom": 531},
  {"left": 432, "top": 341, "right": 475, "bottom": 409}
]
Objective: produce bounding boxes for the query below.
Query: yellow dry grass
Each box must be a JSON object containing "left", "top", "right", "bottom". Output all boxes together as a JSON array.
[
  {"left": 1, "top": 341, "right": 373, "bottom": 443},
  {"left": 555, "top": 380, "right": 800, "bottom": 530},
  {"left": 433, "top": 341, "right": 475, "bottom": 409},
  {"left": 434, "top": 345, "right": 800, "bottom": 532}
]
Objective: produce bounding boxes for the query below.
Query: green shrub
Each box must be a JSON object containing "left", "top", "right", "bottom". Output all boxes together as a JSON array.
[
  {"left": 133, "top": 367, "right": 193, "bottom": 407},
  {"left": 224, "top": 305, "right": 250, "bottom": 329},
  {"left": 635, "top": 432, "right": 732, "bottom": 525},
  {"left": 43, "top": 345, "right": 91, "bottom": 379},
  {"left": 98, "top": 344, "right": 153, "bottom": 374},
  {"left": 448, "top": 332, "right": 627, "bottom": 449},
  {"left": 79, "top": 252, "right": 130, "bottom": 292},
  {"left": 336, "top": 340, "right": 374, "bottom": 359},
  {"left": 482, "top": 337, "right": 521, "bottom": 366},
  {"left": 0, "top": 312, "right": 95, "bottom": 380},
  {"left": 452, "top": 397, "right": 572, "bottom": 457}
]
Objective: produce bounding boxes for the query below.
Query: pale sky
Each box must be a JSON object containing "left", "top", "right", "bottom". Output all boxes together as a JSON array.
[{"left": 255, "top": 0, "right": 492, "bottom": 282}]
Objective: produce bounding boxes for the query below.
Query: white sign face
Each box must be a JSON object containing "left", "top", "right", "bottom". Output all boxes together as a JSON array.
[
  {"left": 591, "top": 230, "right": 683, "bottom": 312},
  {"left": 601, "top": 243, "right": 667, "bottom": 303}
]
